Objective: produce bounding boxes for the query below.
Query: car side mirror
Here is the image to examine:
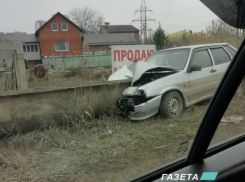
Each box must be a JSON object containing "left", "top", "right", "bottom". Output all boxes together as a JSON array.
[{"left": 189, "top": 65, "right": 202, "bottom": 72}]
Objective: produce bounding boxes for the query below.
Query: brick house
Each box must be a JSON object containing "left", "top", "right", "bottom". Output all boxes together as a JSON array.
[
  {"left": 100, "top": 22, "right": 140, "bottom": 43},
  {"left": 35, "top": 12, "right": 83, "bottom": 58},
  {"left": 82, "top": 33, "right": 136, "bottom": 54}
]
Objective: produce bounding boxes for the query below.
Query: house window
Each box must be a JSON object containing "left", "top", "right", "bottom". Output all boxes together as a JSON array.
[
  {"left": 35, "top": 45, "right": 38, "bottom": 52},
  {"left": 31, "top": 45, "right": 34, "bottom": 52},
  {"left": 27, "top": 45, "right": 30, "bottom": 52},
  {"left": 54, "top": 42, "right": 69, "bottom": 51},
  {"left": 61, "top": 23, "right": 68, "bottom": 31},
  {"left": 24, "top": 45, "right": 39, "bottom": 53},
  {"left": 51, "top": 23, "right": 58, "bottom": 31}
]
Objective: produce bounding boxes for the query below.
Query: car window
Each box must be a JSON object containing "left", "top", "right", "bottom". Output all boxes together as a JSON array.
[
  {"left": 210, "top": 74, "right": 245, "bottom": 148},
  {"left": 224, "top": 45, "right": 237, "bottom": 58},
  {"left": 210, "top": 48, "right": 231, "bottom": 65},
  {"left": 191, "top": 50, "right": 213, "bottom": 68},
  {"left": 145, "top": 48, "right": 191, "bottom": 70}
]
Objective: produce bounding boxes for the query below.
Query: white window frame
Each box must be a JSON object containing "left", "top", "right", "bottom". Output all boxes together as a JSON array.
[
  {"left": 61, "top": 23, "right": 68, "bottom": 31},
  {"left": 31, "top": 45, "right": 35, "bottom": 52},
  {"left": 54, "top": 42, "right": 69, "bottom": 52},
  {"left": 51, "top": 23, "right": 58, "bottom": 31},
  {"left": 26, "top": 45, "right": 30, "bottom": 52},
  {"left": 34, "top": 45, "right": 38, "bottom": 52},
  {"left": 24, "top": 44, "right": 39, "bottom": 53}
]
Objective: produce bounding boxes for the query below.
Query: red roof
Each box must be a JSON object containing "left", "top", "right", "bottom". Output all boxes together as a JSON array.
[{"left": 35, "top": 12, "right": 83, "bottom": 36}]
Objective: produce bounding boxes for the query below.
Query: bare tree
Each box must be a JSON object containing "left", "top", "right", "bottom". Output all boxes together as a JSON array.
[{"left": 68, "top": 7, "right": 104, "bottom": 33}]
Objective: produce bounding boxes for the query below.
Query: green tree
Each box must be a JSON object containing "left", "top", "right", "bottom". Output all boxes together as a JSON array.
[{"left": 153, "top": 24, "right": 168, "bottom": 50}]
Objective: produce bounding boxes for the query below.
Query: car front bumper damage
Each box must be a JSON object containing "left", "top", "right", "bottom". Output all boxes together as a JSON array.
[{"left": 119, "top": 95, "right": 162, "bottom": 120}]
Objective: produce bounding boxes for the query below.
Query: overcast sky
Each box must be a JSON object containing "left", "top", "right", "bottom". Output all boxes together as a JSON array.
[{"left": 0, "top": 0, "right": 219, "bottom": 34}]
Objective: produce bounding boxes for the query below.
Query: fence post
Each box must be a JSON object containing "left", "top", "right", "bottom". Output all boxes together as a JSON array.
[{"left": 99, "top": 55, "right": 101, "bottom": 67}]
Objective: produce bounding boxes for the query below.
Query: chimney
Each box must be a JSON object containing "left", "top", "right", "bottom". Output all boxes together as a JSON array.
[{"left": 105, "top": 22, "right": 110, "bottom": 27}]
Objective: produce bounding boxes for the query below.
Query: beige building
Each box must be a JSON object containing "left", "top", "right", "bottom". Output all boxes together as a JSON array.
[{"left": 0, "top": 32, "right": 41, "bottom": 68}]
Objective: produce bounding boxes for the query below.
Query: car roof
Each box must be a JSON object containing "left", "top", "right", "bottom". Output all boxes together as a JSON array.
[{"left": 158, "top": 43, "right": 229, "bottom": 52}]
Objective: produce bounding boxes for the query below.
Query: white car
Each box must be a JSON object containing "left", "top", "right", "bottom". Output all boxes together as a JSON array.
[{"left": 108, "top": 43, "right": 238, "bottom": 120}]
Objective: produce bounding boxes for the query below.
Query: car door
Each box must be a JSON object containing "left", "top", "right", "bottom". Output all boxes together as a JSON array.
[
  {"left": 188, "top": 48, "right": 219, "bottom": 103},
  {"left": 209, "top": 47, "right": 232, "bottom": 84}
]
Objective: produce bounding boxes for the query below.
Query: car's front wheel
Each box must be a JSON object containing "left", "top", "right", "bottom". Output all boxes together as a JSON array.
[{"left": 159, "top": 91, "right": 184, "bottom": 118}]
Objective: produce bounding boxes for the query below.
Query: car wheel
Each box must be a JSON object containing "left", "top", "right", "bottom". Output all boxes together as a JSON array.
[
  {"left": 236, "top": 79, "right": 245, "bottom": 96},
  {"left": 159, "top": 91, "right": 184, "bottom": 118},
  {"left": 116, "top": 96, "right": 124, "bottom": 109}
]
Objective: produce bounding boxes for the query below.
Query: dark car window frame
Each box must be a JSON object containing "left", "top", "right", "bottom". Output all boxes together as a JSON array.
[
  {"left": 125, "top": 40, "right": 245, "bottom": 182},
  {"left": 187, "top": 47, "right": 213, "bottom": 73},
  {"left": 224, "top": 45, "right": 237, "bottom": 59},
  {"left": 190, "top": 49, "right": 213, "bottom": 68}
]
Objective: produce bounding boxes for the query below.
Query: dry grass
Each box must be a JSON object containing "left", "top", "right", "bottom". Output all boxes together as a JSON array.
[
  {"left": 27, "top": 67, "right": 112, "bottom": 89},
  {"left": 0, "top": 102, "right": 208, "bottom": 182},
  {"left": 1, "top": 96, "right": 244, "bottom": 182}
]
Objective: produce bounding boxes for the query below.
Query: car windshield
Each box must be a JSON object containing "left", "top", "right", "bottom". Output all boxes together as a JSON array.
[{"left": 145, "top": 48, "right": 191, "bottom": 70}]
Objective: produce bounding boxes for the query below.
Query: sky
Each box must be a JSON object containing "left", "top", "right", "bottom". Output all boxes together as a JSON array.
[{"left": 0, "top": 0, "right": 219, "bottom": 35}]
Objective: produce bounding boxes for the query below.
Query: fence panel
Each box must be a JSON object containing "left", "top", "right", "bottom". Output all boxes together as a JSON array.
[{"left": 42, "top": 54, "right": 112, "bottom": 71}]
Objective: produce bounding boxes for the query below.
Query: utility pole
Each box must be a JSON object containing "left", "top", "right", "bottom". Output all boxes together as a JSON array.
[
  {"left": 148, "top": 28, "right": 153, "bottom": 43},
  {"left": 149, "top": 28, "right": 152, "bottom": 38},
  {"left": 132, "top": 0, "right": 155, "bottom": 43},
  {"left": 212, "top": 20, "right": 215, "bottom": 32}
]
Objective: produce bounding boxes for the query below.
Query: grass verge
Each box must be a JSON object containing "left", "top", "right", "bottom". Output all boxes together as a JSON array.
[{"left": 0, "top": 103, "right": 208, "bottom": 182}]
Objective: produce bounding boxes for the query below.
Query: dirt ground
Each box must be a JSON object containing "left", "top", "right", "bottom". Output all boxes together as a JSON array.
[{"left": 0, "top": 95, "right": 244, "bottom": 182}]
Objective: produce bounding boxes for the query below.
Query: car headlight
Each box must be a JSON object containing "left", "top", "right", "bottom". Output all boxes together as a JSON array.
[{"left": 138, "top": 90, "right": 147, "bottom": 97}]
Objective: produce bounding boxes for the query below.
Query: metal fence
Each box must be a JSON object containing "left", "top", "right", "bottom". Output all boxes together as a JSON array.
[{"left": 42, "top": 53, "right": 112, "bottom": 72}]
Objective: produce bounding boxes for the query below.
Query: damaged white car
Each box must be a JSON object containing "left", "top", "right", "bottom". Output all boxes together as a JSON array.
[{"left": 109, "top": 43, "right": 237, "bottom": 120}]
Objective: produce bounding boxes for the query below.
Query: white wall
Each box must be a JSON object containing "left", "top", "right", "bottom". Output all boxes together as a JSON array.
[
  {"left": 23, "top": 43, "right": 41, "bottom": 61},
  {"left": 0, "top": 37, "right": 24, "bottom": 67}
]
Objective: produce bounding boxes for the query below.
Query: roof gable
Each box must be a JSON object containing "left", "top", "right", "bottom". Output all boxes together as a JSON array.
[
  {"left": 0, "top": 33, "right": 39, "bottom": 43},
  {"left": 100, "top": 25, "right": 139, "bottom": 33},
  {"left": 35, "top": 12, "right": 83, "bottom": 36},
  {"left": 83, "top": 33, "right": 136, "bottom": 45}
]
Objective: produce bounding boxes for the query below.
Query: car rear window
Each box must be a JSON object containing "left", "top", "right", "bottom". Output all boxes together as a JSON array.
[
  {"left": 224, "top": 45, "right": 236, "bottom": 58},
  {"left": 210, "top": 48, "right": 231, "bottom": 65}
]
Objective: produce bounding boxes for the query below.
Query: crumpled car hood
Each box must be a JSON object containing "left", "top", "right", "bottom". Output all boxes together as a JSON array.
[{"left": 108, "top": 61, "right": 175, "bottom": 84}]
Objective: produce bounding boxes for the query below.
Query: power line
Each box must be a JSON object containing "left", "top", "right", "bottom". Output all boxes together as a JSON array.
[
  {"left": 153, "top": 7, "right": 204, "bottom": 16},
  {"left": 132, "top": 0, "right": 156, "bottom": 42},
  {"left": 154, "top": 12, "right": 216, "bottom": 19},
  {"left": 157, "top": 18, "right": 213, "bottom": 27}
]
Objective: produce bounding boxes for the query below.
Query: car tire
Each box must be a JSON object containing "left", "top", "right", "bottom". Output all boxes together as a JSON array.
[
  {"left": 236, "top": 79, "right": 245, "bottom": 96},
  {"left": 116, "top": 96, "right": 123, "bottom": 109},
  {"left": 159, "top": 91, "right": 184, "bottom": 118}
]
